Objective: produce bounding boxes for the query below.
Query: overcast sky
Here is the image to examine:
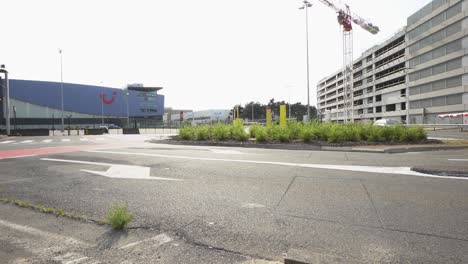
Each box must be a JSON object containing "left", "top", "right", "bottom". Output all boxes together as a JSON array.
[{"left": 2, "top": 0, "right": 429, "bottom": 110}]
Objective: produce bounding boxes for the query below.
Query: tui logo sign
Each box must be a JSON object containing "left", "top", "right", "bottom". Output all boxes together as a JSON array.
[{"left": 99, "top": 91, "right": 117, "bottom": 105}]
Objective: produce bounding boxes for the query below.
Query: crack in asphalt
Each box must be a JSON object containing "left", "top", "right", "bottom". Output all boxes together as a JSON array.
[
  {"left": 275, "top": 176, "right": 297, "bottom": 208},
  {"left": 279, "top": 213, "right": 468, "bottom": 243},
  {"left": 360, "top": 179, "right": 385, "bottom": 229}
]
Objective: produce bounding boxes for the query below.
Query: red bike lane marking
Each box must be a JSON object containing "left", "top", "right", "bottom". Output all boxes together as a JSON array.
[{"left": 0, "top": 145, "right": 109, "bottom": 160}]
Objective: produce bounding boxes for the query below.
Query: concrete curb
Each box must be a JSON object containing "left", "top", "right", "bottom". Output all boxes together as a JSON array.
[{"left": 153, "top": 140, "right": 468, "bottom": 154}]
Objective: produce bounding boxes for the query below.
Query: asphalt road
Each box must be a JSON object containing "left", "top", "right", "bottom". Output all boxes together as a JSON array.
[{"left": 0, "top": 135, "right": 467, "bottom": 263}]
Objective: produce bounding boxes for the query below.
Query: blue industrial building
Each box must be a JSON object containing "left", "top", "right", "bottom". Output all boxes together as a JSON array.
[{"left": 0, "top": 79, "right": 164, "bottom": 129}]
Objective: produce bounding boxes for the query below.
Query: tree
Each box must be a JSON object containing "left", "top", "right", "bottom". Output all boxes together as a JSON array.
[{"left": 233, "top": 100, "right": 317, "bottom": 122}]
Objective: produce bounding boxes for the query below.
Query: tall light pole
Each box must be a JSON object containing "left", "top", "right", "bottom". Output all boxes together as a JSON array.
[
  {"left": 0, "top": 65, "right": 10, "bottom": 135},
  {"left": 251, "top": 102, "right": 254, "bottom": 121},
  {"left": 125, "top": 90, "right": 130, "bottom": 128},
  {"left": 299, "top": 1, "right": 312, "bottom": 122},
  {"left": 59, "top": 49, "right": 64, "bottom": 131}
]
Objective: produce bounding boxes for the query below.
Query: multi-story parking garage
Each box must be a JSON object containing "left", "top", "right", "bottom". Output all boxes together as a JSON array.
[
  {"left": 0, "top": 79, "right": 164, "bottom": 129},
  {"left": 317, "top": 0, "right": 468, "bottom": 124}
]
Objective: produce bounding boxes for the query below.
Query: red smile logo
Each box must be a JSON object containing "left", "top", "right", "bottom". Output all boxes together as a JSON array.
[{"left": 100, "top": 91, "right": 117, "bottom": 105}]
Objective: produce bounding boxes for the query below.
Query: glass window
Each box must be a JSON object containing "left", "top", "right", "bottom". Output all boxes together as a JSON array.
[
  {"left": 421, "top": 99, "right": 432, "bottom": 108},
  {"left": 410, "top": 86, "right": 420, "bottom": 95},
  {"left": 420, "top": 68, "right": 432, "bottom": 79},
  {"left": 446, "top": 39, "right": 462, "bottom": 54},
  {"left": 410, "top": 101, "right": 421, "bottom": 109},
  {"left": 446, "top": 3, "right": 462, "bottom": 20},
  {"left": 420, "top": 52, "right": 432, "bottom": 64},
  {"left": 446, "top": 21, "right": 462, "bottom": 37},
  {"left": 410, "top": 72, "right": 420, "bottom": 82},
  {"left": 420, "top": 83, "right": 432, "bottom": 93},
  {"left": 432, "top": 96, "right": 446, "bottom": 106},
  {"left": 432, "top": 12, "right": 445, "bottom": 27},
  {"left": 446, "top": 76, "right": 462, "bottom": 88},
  {"left": 446, "top": 58, "right": 461, "bottom": 71},
  {"left": 432, "top": 29, "right": 445, "bottom": 43},
  {"left": 431, "top": 80, "right": 445, "bottom": 91},
  {"left": 432, "top": 63, "right": 446, "bottom": 75},
  {"left": 432, "top": 46, "right": 446, "bottom": 59},
  {"left": 446, "top": 94, "right": 462, "bottom": 105}
]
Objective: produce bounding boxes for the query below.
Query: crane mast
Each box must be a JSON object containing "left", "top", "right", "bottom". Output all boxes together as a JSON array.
[{"left": 315, "top": 0, "right": 379, "bottom": 122}]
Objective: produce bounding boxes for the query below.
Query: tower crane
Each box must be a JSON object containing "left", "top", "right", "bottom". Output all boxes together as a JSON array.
[{"left": 315, "top": 0, "right": 380, "bottom": 122}]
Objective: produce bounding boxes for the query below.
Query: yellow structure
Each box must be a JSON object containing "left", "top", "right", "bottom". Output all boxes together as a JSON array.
[
  {"left": 266, "top": 107, "right": 272, "bottom": 127},
  {"left": 280, "top": 105, "right": 286, "bottom": 127}
]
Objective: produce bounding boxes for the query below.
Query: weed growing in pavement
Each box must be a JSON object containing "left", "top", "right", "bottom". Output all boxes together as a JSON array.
[
  {"left": 0, "top": 198, "right": 13, "bottom": 203},
  {"left": 14, "top": 200, "right": 32, "bottom": 208},
  {"left": 106, "top": 201, "right": 133, "bottom": 230}
]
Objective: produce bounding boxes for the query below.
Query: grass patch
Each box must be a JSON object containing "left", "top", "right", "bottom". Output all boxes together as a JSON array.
[{"left": 106, "top": 202, "right": 133, "bottom": 230}]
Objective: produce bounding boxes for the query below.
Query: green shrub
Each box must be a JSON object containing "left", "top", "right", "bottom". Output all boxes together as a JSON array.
[
  {"left": 328, "top": 126, "right": 346, "bottom": 143},
  {"left": 267, "top": 125, "right": 290, "bottom": 143},
  {"left": 212, "top": 123, "right": 231, "bottom": 141},
  {"left": 179, "top": 126, "right": 195, "bottom": 140},
  {"left": 230, "top": 120, "right": 248, "bottom": 141},
  {"left": 180, "top": 121, "right": 426, "bottom": 144},
  {"left": 195, "top": 126, "right": 211, "bottom": 141},
  {"left": 255, "top": 127, "right": 269, "bottom": 142},
  {"left": 249, "top": 124, "right": 262, "bottom": 139},
  {"left": 286, "top": 121, "right": 303, "bottom": 140},
  {"left": 300, "top": 126, "right": 316, "bottom": 142},
  {"left": 106, "top": 202, "right": 133, "bottom": 230}
]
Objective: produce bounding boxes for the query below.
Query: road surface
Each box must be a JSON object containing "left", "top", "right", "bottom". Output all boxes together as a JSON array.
[{"left": 0, "top": 135, "right": 467, "bottom": 263}]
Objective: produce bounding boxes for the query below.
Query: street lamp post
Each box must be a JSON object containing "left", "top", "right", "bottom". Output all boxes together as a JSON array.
[
  {"left": 0, "top": 65, "right": 10, "bottom": 135},
  {"left": 125, "top": 91, "right": 130, "bottom": 128},
  {"left": 101, "top": 91, "right": 104, "bottom": 125},
  {"left": 299, "top": 1, "right": 312, "bottom": 122},
  {"left": 251, "top": 102, "right": 254, "bottom": 122},
  {"left": 59, "top": 49, "right": 65, "bottom": 131}
]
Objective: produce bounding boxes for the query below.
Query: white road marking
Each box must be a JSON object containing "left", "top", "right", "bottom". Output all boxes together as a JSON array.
[
  {"left": 41, "top": 158, "right": 181, "bottom": 181},
  {"left": 62, "top": 139, "right": 71, "bottom": 142},
  {"left": 87, "top": 150, "right": 468, "bottom": 180},
  {"left": 54, "top": 253, "right": 89, "bottom": 264},
  {"left": 80, "top": 138, "right": 89, "bottom": 141},
  {"left": 120, "top": 233, "right": 172, "bottom": 249},
  {"left": 448, "top": 159, "right": 468, "bottom": 161},
  {"left": 20, "top": 140, "right": 34, "bottom": 143},
  {"left": 210, "top": 149, "right": 244, "bottom": 155},
  {"left": 0, "top": 219, "right": 88, "bottom": 246},
  {"left": 0, "top": 140, "right": 15, "bottom": 144},
  {"left": 0, "top": 155, "right": 35, "bottom": 160},
  {"left": 242, "top": 203, "right": 266, "bottom": 209},
  {"left": 42, "top": 139, "right": 53, "bottom": 143}
]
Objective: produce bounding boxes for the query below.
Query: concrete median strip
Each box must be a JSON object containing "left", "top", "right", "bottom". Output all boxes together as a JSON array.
[{"left": 86, "top": 150, "right": 468, "bottom": 180}]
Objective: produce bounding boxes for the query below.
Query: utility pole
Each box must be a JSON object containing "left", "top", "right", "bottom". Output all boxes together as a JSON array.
[
  {"left": 59, "top": 49, "right": 65, "bottom": 131},
  {"left": 125, "top": 90, "right": 130, "bottom": 128},
  {"left": 0, "top": 65, "right": 10, "bottom": 135},
  {"left": 251, "top": 103, "right": 254, "bottom": 121},
  {"left": 299, "top": 1, "right": 312, "bottom": 122}
]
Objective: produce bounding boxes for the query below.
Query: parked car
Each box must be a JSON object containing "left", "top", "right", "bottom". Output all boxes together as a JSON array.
[
  {"left": 98, "top": 125, "right": 109, "bottom": 133},
  {"left": 373, "top": 119, "right": 401, "bottom": 126}
]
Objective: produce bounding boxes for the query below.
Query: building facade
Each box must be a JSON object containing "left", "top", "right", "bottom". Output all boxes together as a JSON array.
[
  {"left": 164, "top": 109, "right": 231, "bottom": 126},
  {"left": 0, "top": 79, "right": 164, "bottom": 129},
  {"left": 317, "top": 0, "right": 468, "bottom": 124}
]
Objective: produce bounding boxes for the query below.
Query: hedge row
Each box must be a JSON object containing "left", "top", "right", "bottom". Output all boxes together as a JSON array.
[{"left": 178, "top": 121, "right": 427, "bottom": 143}]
